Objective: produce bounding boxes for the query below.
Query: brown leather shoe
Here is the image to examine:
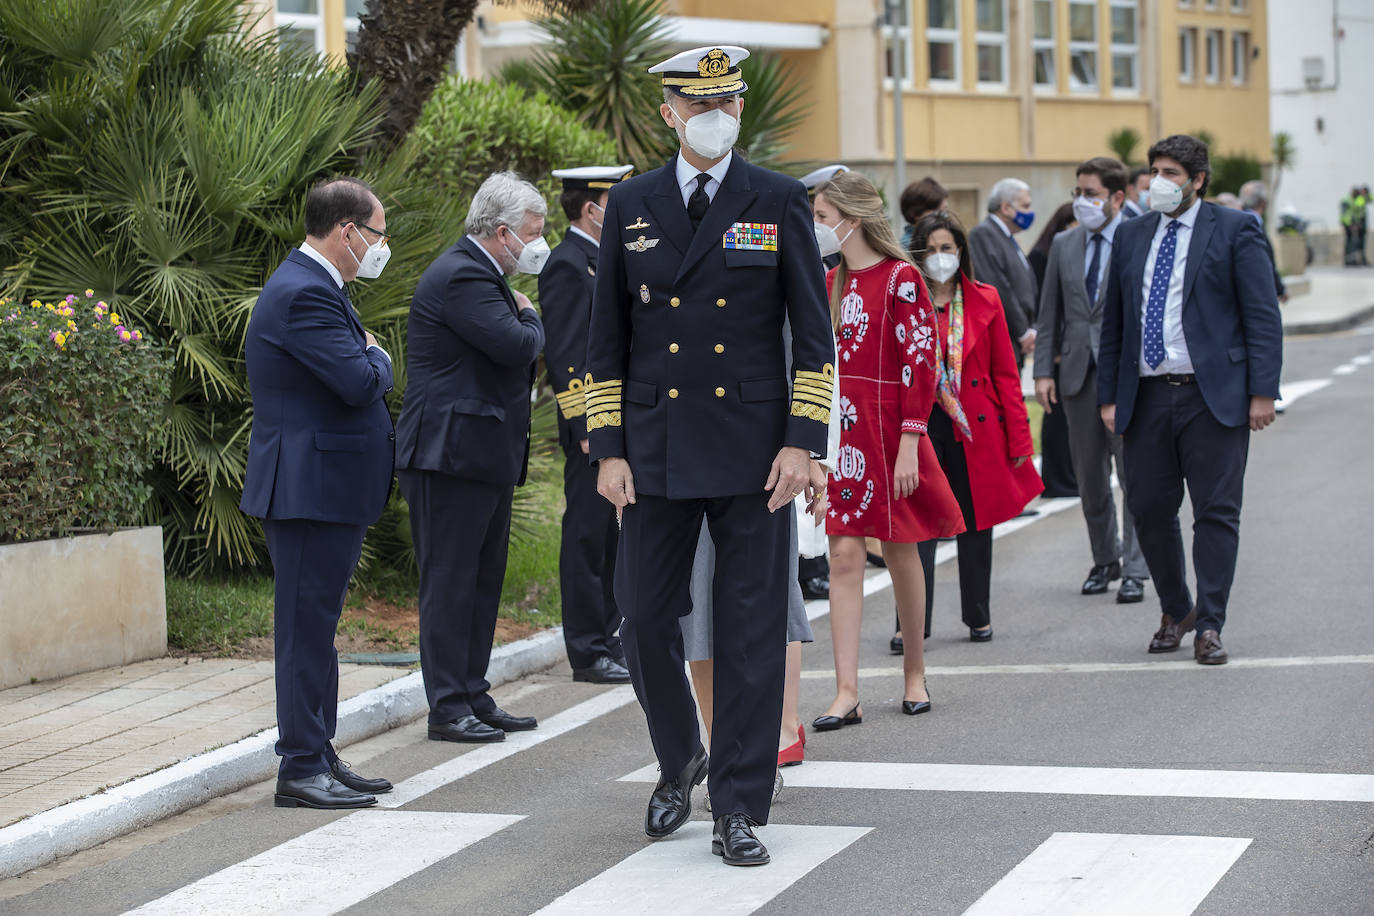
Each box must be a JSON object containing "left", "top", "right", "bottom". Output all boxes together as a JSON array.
[
  {"left": 1148, "top": 608, "right": 1196, "bottom": 653},
  {"left": 1194, "top": 630, "right": 1229, "bottom": 665}
]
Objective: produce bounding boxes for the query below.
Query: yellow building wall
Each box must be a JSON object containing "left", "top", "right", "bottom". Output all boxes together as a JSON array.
[
  {"left": 671, "top": 0, "right": 832, "bottom": 22},
  {"left": 778, "top": 46, "right": 841, "bottom": 162},
  {"left": 883, "top": 94, "right": 1024, "bottom": 163},
  {"left": 1034, "top": 98, "right": 1151, "bottom": 162}
]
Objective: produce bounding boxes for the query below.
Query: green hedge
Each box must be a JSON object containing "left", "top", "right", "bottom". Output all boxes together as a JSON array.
[{"left": 0, "top": 292, "right": 171, "bottom": 542}]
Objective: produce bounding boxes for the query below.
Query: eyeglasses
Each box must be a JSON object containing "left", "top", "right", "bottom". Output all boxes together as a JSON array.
[{"left": 341, "top": 222, "right": 393, "bottom": 244}]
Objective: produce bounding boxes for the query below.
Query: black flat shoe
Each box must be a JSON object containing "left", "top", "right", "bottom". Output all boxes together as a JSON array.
[
  {"left": 573, "top": 655, "right": 632, "bottom": 683},
  {"left": 475, "top": 705, "right": 537, "bottom": 732},
  {"left": 902, "top": 678, "right": 931, "bottom": 715},
  {"left": 812, "top": 703, "right": 862, "bottom": 731},
  {"left": 969, "top": 626, "right": 993, "bottom": 642},
  {"left": 274, "top": 773, "right": 375, "bottom": 809},
  {"left": 646, "top": 746, "right": 708, "bottom": 838},
  {"left": 890, "top": 634, "right": 904, "bottom": 655},
  {"left": 713, "top": 812, "right": 770, "bottom": 866},
  {"left": 865, "top": 551, "right": 887, "bottom": 568},
  {"left": 428, "top": 715, "right": 505, "bottom": 743},
  {"left": 328, "top": 757, "right": 392, "bottom": 794}
]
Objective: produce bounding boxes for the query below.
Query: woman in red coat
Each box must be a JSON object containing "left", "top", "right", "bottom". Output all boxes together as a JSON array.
[{"left": 910, "top": 210, "right": 1043, "bottom": 642}]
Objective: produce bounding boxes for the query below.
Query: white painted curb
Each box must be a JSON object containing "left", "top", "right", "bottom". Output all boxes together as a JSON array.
[{"left": 0, "top": 625, "right": 568, "bottom": 880}]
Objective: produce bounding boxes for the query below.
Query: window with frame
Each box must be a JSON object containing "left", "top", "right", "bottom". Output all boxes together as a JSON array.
[
  {"left": 1204, "top": 0, "right": 1218, "bottom": 9},
  {"left": 1205, "top": 29, "right": 1222, "bottom": 83},
  {"left": 975, "top": 0, "right": 1008, "bottom": 87},
  {"left": 1231, "top": 30, "right": 1249, "bottom": 84},
  {"left": 1068, "top": 0, "right": 1099, "bottom": 93},
  {"left": 1032, "top": 0, "right": 1055, "bottom": 89},
  {"left": 1109, "top": 0, "right": 1139, "bottom": 92},
  {"left": 276, "top": 0, "right": 324, "bottom": 53},
  {"left": 1231, "top": 0, "right": 1248, "bottom": 9},
  {"left": 1179, "top": 27, "right": 1196, "bottom": 81},
  {"left": 926, "top": 0, "right": 960, "bottom": 87},
  {"left": 883, "top": 0, "right": 915, "bottom": 87}
]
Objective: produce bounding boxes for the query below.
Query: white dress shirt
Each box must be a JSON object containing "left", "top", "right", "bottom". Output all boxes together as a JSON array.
[
  {"left": 1083, "top": 210, "right": 1123, "bottom": 298},
  {"left": 466, "top": 234, "right": 509, "bottom": 276},
  {"left": 568, "top": 225, "right": 599, "bottom": 248},
  {"left": 675, "top": 151, "right": 733, "bottom": 208},
  {"left": 1138, "top": 196, "right": 1202, "bottom": 375},
  {"left": 299, "top": 240, "right": 389, "bottom": 363}
]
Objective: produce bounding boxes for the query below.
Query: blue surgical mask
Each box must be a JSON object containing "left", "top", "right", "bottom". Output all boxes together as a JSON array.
[{"left": 1012, "top": 208, "right": 1035, "bottom": 231}]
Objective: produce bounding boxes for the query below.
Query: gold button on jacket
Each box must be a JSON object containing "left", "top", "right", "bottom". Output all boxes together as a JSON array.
[
  {"left": 715, "top": 387, "right": 726, "bottom": 398},
  {"left": 670, "top": 296, "right": 681, "bottom": 307},
  {"left": 714, "top": 344, "right": 724, "bottom": 354},
  {"left": 668, "top": 388, "right": 679, "bottom": 399},
  {"left": 669, "top": 343, "right": 679, "bottom": 353}
]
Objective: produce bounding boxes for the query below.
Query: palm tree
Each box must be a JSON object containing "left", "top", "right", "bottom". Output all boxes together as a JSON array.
[
  {"left": 1107, "top": 127, "right": 1141, "bottom": 166},
  {"left": 1271, "top": 132, "right": 1297, "bottom": 207}
]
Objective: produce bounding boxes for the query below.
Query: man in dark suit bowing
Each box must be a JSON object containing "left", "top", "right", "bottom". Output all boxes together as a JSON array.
[
  {"left": 396, "top": 171, "right": 547, "bottom": 743},
  {"left": 586, "top": 46, "right": 835, "bottom": 867},
  {"left": 1098, "top": 134, "right": 1283, "bottom": 665},
  {"left": 242, "top": 177, "right": 396, "bottom": 809},
  {"left": 541, "top": 165, "right": 635, "bottom": 685}
]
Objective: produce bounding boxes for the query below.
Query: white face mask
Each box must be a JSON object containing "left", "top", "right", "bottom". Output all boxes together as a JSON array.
[
  {"left": 1148, "top": 173, "right": 1189, "bottom": 214},
  {"left": 588, "top": 202, "right": 605, "bottom": 232},
  {"left": 813, "top": 220, "right": 854, "bottom": 259},
  {"left": 345, "top": 227, "right": 391, "bottom": 280},
  {"left": 923, "top": 251, "right": 960, "bottom": 284},
  {"left": 1073, "top": 194, "right": 1109, "bottom": 231},
  {"left": 671, "top": 104, "right": 740, "bottom": 161},
  {"left": 503, "top": 229, "right": 551, "bottom": 275}
]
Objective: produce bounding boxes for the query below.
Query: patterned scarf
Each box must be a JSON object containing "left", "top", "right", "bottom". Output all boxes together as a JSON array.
[{"left": 934, "top": 284, "right": 973, "bottom": 440}]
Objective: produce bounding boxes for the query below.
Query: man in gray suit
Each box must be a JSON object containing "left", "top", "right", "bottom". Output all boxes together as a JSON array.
[
  {"left": 1033, "top": 157, "right": 1148, "bottom": 603},
  {"left": 968, "top": 178, "right": 1039, "bottom": 367}
]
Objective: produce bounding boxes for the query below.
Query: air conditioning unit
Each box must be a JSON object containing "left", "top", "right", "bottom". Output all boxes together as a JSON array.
[{"left": 1302, "top": 56, "right": 1325, "bottom": 88}]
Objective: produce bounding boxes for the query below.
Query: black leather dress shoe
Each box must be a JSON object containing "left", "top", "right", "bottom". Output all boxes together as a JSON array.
[
  {"left": 812, "top": 703, "right": 862, "bottom": 731},
  {"left": 800, "top": 576, "right": 830, "bottom": 600},
  {"left": 713, "top": 813, "right": 770, "bottom": 866},
  {"left": 573, "top": 655, "right": 631, "bottom": 684},
  {"left": 1116, "top": 576, "right": 1146, "bottom": 604},
  {"left": 329, "top": 757, "right": 392, "bottom": 794},
  {"left": 1081, "top": 561, "right": 1122, "bottom": 595},
  {"left": 1148, "top": 608, "right": 1197, "bottom": 653},
  {"left": 475, "top": 705, "right": 537, "bottom": 732},
  {"left": 969, "top": 626, "right": 993, "bottom": 642},
  {"left": 646, "top": 746, "right": 708, "bottom": 838},
  {"left": 428, "top": 715, "right": 505, "bottom": 743},
  {"left": 889, "top": 633, "right": 904, "bottom": 655},
  {"left": 1194, "top": 629, "right": 1229, "bottom": 665},
  {"left": 274, "top": 773, "right": 375, "bottom": 809}
]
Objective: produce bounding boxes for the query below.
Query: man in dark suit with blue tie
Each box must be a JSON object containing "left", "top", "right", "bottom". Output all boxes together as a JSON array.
[
  {"left": 586, "top": 46, "right": 835, "bottom": 866},
  {"left": 1098, "top": 135, "right": 1283, "bottom": 665},
  {"left": 242, "top": 177, "right": 397, "bottom": 809},
  {"left": 396, "top": 172, "right": 547, "bottom": 744}
]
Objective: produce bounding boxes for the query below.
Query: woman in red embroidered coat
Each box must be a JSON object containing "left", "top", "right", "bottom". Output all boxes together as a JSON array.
[
  {"left": 910, "top": 211, "right": 1044, "bottom": 643},
  {"left": 810, "top": 172, "right": 964, "bottom": 729}
]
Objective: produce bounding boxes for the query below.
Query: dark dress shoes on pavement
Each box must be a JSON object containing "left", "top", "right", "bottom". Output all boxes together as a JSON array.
[
  {"left": 713, "top": 813, "right": 770, "bottom": 866},
  {"left": 475, "top": 705, "right": 537, "bottom": 732},
  {"left": 889, "top": 633, "right": 904, "bottom": 655},
  {"left": 1148, "top": 608, "right": 1197, "bottom": 653},
  {"left": 328, "top": 757, "right": 392, "bottom": 794},
  {"left": 428, "top": 715, "right": 505, "bottom": 743},
  {"left": 274, "top": 773, "right": 375, "bottom": 809},
  {"left": 1195, "top": 630, "right": 1229, "bottom": 665},
  {"left": 1116, "top": 576, "right": 1146, "bottom": 604},
  {"left": 572, "top": 655, "right": 631, "bottom": 684},
  {"left": 800, "top": 576, "right": 830, "bottom": 600},
  {"left": 645, "top": 746, "right": 708, "bottom": 838},
  {"left": 1081, "top": 561, "right": 1122, "bottom": 595},
  {"left": 812, "top": 703, "right": 862, "bottom": 731},
  {"left": 969, "top": 626, "right": 993, "bottom": 642}
]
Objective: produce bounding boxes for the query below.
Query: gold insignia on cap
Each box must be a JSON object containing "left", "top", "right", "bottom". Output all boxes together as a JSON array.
[{"left": 698, "top": 49, "right": 730, "bottom": 78}]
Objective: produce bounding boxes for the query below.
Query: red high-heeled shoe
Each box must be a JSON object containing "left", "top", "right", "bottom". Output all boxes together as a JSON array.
[{"left": 778, "top": 725, "right": 805, "bottom": 767}]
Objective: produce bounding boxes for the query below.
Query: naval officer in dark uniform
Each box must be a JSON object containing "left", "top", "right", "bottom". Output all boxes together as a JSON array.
[
  {"left": 540, "top": 165, "right": 634, "bottom": 685},
  {"left": 585, "top": 46, "right": 835, "bottom": 867}
]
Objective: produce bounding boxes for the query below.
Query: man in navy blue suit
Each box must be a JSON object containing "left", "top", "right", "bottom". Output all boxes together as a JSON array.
[
  {"left": 396, "top": 172, "right": 547, "bottom": 745},
  {"left": 242, "top": 177, "right": 397, "bottom": 809},
  {"left": 1098, "top": 135, "right": 1283, "bottom": 666}
]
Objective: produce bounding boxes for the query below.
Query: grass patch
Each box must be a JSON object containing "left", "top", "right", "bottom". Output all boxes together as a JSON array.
[
  {"left": 166, "top": 575, "right": 274, "bottom": 655},
  {"left": 499, "top": 479, "right": 564, "bottom": 630}
]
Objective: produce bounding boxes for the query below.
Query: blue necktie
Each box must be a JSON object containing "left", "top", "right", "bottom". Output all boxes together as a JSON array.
[
  {"left": 1084, "top": 233, "right": 1103, "bottom": 304},
  {"left": 1143, "top": 220, "right": 1180, "bottom": 370}
]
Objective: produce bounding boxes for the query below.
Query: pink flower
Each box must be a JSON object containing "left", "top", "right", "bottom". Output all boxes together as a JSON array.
[
  {"left": 132, "top": 330, "right": 143, "bottom": 341},
  {"left": 64, "top": 294, "right": 76, "bottom": 305},
  {"left": 118, "top": 329, "right": 132, "bottom": 342}
]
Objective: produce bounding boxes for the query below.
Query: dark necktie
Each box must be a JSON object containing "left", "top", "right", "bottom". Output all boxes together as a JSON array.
[
  {"left": 1144, "top": 220, "right": 1181, "bottom": 370},
  {"left": 688, "top": 173, "right": 711, "bottom": 231},
  {"left": 1084, "top": 233, "right": 1103, "bottom": 304}
]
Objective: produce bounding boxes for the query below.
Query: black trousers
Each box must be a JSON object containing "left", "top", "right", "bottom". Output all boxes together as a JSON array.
[
  {"left": 918, "top": 406, "right": 994, "bottom": 634},
  {"left": 798, "top": 555, "right": 829, "bottom": 582},
  {"left": 559, "top": 447, "right": 623, "bottom": 669},
  {"left": 1039, "top": 365, "right": 1078, "bottom": 497},
  {"left": 1122, "top": 380, "right": 1249, "bottom": 635},
  {"left": 399, "top": 469, "right": 513, "bottom": 721},
  {"left": 263, "top": 518, "right": 367, "bottom": 779},
  {"left": 617, "top": 492, "right": 790, "bottom": 823}
]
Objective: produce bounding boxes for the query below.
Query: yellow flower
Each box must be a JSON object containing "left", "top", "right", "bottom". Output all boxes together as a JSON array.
[
  {"left": 85, "top": 289, "right": 94, "bottom": 297},
  {"left": 66, "top": 320, "right": 77, "bottom": 331},
  {"left": 110, "top": 313, "right": 121, "bottom": 325}
]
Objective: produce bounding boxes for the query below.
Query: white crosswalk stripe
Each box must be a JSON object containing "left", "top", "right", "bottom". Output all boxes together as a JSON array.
[
  {"left": 532, "top": 822, "right": 870, "bottom": 916},
  {"left": 963, "top": 832, "right": 1251, "bottom": 916}
]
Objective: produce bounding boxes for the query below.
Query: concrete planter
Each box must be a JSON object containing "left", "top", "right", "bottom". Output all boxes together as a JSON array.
[
  {"left": 0, "top": 527, "right": 166, "bottom": 688},
  {"left": 1275, "top": 233, "right": 1309, "bottom": 276}
]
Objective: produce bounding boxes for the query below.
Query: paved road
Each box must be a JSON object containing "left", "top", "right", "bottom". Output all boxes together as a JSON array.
[{"left": 4, "top": 325, "right": 1373, "bottom": 915}]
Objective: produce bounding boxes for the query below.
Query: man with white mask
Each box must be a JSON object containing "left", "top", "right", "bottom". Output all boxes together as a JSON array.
[
  {"left": 1034, "top": 157, "right": 1150, "bottom": 606},
  {"left": 396, "top": 171, "right": 547, "bottom": 744},
  {"left": 585, "top": 46, "right": 835, "bottom": 866}
]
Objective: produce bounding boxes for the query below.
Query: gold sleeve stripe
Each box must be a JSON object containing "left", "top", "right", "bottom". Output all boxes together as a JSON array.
[
  {"left": 584, "top": 377, "right": 624, "bottom": 427},
  {"left": 795, "top": 365, "right": 835, "bottom": 384},
  {"left": 790, "top": 402, "right": 830, "bottom": 423},
  {"left": 585, "top": 394, "right": 623, "bottom": 409},
  {"left": 792, "top": 390, "right": 833, "bottom": 408},
  {"left": 792, "top": 382, "right": 833, "bottom": 400},
  {"left": 586, "top": 411, "right": 622, "bottom": 429}
]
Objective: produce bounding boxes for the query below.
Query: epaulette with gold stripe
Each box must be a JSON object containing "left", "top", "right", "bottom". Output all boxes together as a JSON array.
[
  {"left": 584, "top": 374, "right": 623, "bottom": 430},
  {"left": 555, "top": 376, "right": 587, "bottom": 420},
  {"left": 791, "top": 363, "right": 834, "bottom": 424}
]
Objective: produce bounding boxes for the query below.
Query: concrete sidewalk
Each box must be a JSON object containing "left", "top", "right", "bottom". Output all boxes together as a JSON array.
[{"left": 1282, "top": 265, "right": 1374, "bottom": 334}]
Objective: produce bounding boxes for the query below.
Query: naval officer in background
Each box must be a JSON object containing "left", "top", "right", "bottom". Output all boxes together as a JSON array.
[
  {"left": 585, "top": 46, "right": 835, "bottom": 866},
  {"left": 541, "top": 165, "right": 635, "bottom": 685}
]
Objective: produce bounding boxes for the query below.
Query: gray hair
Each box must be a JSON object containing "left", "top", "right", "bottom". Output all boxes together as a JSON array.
[
  {"left": 465, "top": 171, "right": 547, "bottom": 239},
  {"left": 1238, "top": 179, "right": 1267, "bottom": 210},
  {"left": 986, "top": 177, "right": 1030, "bottom": 213}
]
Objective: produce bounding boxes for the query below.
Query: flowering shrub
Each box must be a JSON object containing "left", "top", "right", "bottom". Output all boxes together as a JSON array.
[{"left": 0, "top": 291, "right": 171, "bottom": 543}]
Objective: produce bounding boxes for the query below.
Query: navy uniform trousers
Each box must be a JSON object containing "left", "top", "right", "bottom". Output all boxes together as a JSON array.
[
  {"left": 399, "top": 469, "right": 513, "bottom": 722},
  {"left": 263, "top": 518, "right": 366, "bottom": 780},
  {"left": 617, "top": 491, "right": 791, "bottom": 823},
  {"left": 560, "top": 445, "right": 623, "bottom": 669}
]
